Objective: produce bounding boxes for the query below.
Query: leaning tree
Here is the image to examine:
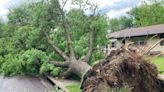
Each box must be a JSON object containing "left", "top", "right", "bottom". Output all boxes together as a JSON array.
[
  {"left": 4, "top": 0, "right": 108, "bottom": 77},
  {"left": 43, "top": 0, "right": 108, "bottom": 77}
]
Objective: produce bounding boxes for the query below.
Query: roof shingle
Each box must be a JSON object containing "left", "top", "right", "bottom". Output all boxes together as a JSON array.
[{"left": 108, "top": 24, "right": 164, "bottom": 38}]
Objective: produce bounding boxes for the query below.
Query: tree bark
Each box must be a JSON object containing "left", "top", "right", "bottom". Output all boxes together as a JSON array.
[
  {"left": 69, "top": 60, "right": 92, "bottom": 77},
  {"left": 49, "top": 61, "right": 69, "bottom": 67},
  {"left": 47, "top": 0, "right": 93, "bottom": 78},
  {"left": 44, "top": 32, "right": 69, "bottom": 60},
  {"left": 53, "top": 0, "right": 76, "bottom": 59},
  {"left": 50, "top": 60, "right": 92, "bottom": 78},
  {"left": 59, "top": 68, "right": 72, "bottom": 78},
  {"left": 83, "top": 30, "right": 94, "bottom": 62}
]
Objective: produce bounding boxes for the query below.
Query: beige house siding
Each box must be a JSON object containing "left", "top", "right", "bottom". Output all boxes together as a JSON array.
[
  {"left": 147, "top": 36, "right": 164, "bottom": 52},
  {"left": 107, "top": 35, "right": 164, "bottom": 54}
]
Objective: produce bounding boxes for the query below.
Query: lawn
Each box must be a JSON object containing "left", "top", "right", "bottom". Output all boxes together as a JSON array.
[
  {"left": 153, "top": 57, "right": 164, "bottom": 74},
  {"left": 66, "top": 83, "right": 130, "bottom": 92},
  {"left": 66, "top": 83, "right": 81, "bottom": 92}
]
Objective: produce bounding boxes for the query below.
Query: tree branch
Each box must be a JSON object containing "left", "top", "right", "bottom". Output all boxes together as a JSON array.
[
  {"left": 49, "top": 61, "right": 69, "bottom": 67},
  {"left": 53, "top": 0, "right": 76, "bottom": 59},
  {"left": 59, "top": 68, "right": 72, "bottom": 78},
  {"left": 83, "top": 29, "right": 94, "bottom": 62},
  {"left": 61, "top": 0, "right": 68, "bottom": 10},
  {"left": 44, "top": 32, "right": 69, "bottom": 60}
]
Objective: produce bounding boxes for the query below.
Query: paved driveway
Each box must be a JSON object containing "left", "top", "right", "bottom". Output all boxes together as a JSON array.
[{"left": 0, "top": 76, "right": 47, "bottom": 92}]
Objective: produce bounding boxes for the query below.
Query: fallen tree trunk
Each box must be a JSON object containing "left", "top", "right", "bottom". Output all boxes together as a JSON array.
[
  {"left": 50, "top": 60, "right": 92, "bottom": 78},
  {"left": 68, "top": 61, "right": 92, "bottom": 77}
]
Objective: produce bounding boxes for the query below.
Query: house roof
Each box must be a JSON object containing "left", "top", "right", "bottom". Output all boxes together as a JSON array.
[{"left": 108, "top": 24, "right": 164, "bottom": 38}]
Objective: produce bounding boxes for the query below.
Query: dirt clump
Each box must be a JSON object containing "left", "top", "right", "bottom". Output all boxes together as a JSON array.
[{"left": 81, "top": 48, "right": 164, "bottom": 92}]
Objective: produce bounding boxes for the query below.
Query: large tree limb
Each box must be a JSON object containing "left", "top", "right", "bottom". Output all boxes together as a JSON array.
[
  {"left": 44, "top": 32, "right": 69, "bottom": 60},
  {"left": 59, "top": 68, "right": 72, "bottom": 78},
  {"left": 49, "top": 61, "right": 69, "bottom": 67},
  {"left": 83, "top": 30, "right": 94, "bottom": 62},
  {"left": 53, "top": 0, "right": 76, "bottom": 59}
]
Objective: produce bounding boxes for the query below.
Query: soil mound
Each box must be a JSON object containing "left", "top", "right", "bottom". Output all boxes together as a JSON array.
[{"left": 81, "top": 48, "right": 164, "bottom": 92}]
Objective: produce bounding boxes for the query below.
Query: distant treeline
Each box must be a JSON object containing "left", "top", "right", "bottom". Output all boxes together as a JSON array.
[{"left": 109, "top": 0, "right": 164, "bottom": 32}]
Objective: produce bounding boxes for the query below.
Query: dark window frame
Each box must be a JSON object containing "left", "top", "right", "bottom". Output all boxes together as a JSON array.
[
  {"left": 133, "top": 40, "right": 146, "bottom": 46},
  {"left": 111, "top": 42, "right": 116, "bottom": 48},
  {"left": 160, "top": 34, "right": 164, "bottom": 46}
]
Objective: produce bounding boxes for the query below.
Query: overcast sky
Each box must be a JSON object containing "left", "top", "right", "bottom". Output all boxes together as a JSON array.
[{"left": 0, "top": 0, "right": 141, "bottom": 20}]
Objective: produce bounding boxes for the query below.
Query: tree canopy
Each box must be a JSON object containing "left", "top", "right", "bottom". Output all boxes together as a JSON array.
[
  {"left": 0, "top": 0, "right": 108, "bottom": 76},
  {"left": 109, "top": 0, "right": 164, "bottom": 32},
  {"left": 129, "top": 0, "right": 164, "bottom": 27},
  {"left": 109, "top": 16, "right": 132, "bottom": 32}
]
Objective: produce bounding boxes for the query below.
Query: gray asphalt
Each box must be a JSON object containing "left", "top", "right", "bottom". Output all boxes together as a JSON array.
[{"left": 0, "top": 76, "right": 48, "bottom": 92}]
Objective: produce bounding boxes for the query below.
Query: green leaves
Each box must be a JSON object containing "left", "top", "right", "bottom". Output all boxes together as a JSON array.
[
  {"left": 109, "top": 16, "right": 132, "bottom": 32},
  {"left": 40, "top": 62, "right": 63, "bottom": 77},
  {"left": 18, "top": 49, "right": 48, "bottom": 75},
  {"left": 109, "top": 0, "right": 164, "bottom": 31},
  {"left": 0, "top": 0, "right": 109, "bottom": 76},
  {"left": 0, "top": 49, "right": 50, "bottom": 76},
  {"left": 14, "top": 26, "right": 45, "bottom": 50},
  {"left": 129, "top": 1, "right": 164, "bottom": 27},
  {"left": 1, "top": 54, "right": 22, "bottom": 76}
]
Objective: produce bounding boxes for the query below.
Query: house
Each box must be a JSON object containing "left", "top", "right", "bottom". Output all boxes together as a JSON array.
[{"left": 106, "top": 24, "right": 164, "bottom": 54}]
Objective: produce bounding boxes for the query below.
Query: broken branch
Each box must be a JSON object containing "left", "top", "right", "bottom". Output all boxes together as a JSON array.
[
  {"left": 59, "top": 68, "right": 72, "bottom": 78},
  {"left": 49, "top": 61, "right": 69, "bottom": 67}
]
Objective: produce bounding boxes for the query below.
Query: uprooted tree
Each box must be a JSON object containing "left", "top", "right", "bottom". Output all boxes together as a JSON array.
[
  {"left": 0, "top": 0, "right": 108, "bottom": 76},
  {"left": 81, "top": 43, "right": 164, "bottom": 92},
  {"left": 0, "top": 0, "right": 164, "bottom": 91},
  {"left": 41, "top": 0, "right": 108, "bottom": 77}
]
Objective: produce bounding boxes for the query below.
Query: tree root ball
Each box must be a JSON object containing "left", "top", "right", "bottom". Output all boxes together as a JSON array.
[{"left": 81, "top": 49, "right": 164, "bottom": 92}]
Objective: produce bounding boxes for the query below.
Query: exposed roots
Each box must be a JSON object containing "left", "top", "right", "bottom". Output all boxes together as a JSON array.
[{"left": 81, "top": 48, "right": 164, "bottom": 92}]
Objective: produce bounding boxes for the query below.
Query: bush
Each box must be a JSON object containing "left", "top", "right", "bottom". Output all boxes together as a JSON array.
[
  {"left": 1, "top": 54, "right": 22, "bottom": 76},
  {"left": 0, "top": 49, "right": 49, "bottom": 76},
  {"left": 40, "top": 62, "right": 63, "bottom": 77}
]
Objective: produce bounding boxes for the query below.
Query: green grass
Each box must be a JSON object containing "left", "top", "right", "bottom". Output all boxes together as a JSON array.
[
  {"left": 153, "top": 57, "right": 164, "bottom": 74},
  {"left": 66, "top": 83, "right": 130, "bottom": 92},
  {"left": 66, "top": 83, "right": 81, "bottom": 92}
]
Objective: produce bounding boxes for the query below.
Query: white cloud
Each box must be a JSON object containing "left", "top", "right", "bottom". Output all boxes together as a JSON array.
[
  {"left": 89, "top": 0, "right": 122, "bottom": 8},
  {"left": 0, "top": 0, "right": 11, "bottom": 16},
  {"left": 107, "top": 8, "right": 131, "bottom": 18},
  {"left": 64, "top": 0, "right": 140, "bottom": 18},
  {"left": 99, "top": 0, "right": 140, "bottom": 18},
  {"left": 0, "top": 0, "right": 23, "bottom": 21},
  {"left": 0, "top": 0, "right": 141, "bottom": 21},
  {"left": 0, "top": 6, "right": 9, "bottom": 16}
]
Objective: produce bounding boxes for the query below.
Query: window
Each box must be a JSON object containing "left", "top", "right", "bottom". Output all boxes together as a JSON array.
[
  {"left": 111, "top": 42, "right": 115, "bottom": 48},
  {"left": 133, "top": 40, "right": 146, "bottom": 46},
  {"left": 132, "top": 36, "right": 147, "bottom": 46},
  {"left": 160, "top": 34, "right": 164, "bottom": 46},
  {"left": 160, "top": 34, "right": 164, "bottom": 38},
  {"left": 122, "top": 40, "right": 125, "bottom": 44},
  {"left": 139, "top": 40, "right": 146, "bottom": 45},
  {"left": 160, "top": 40, "right": 164, "bottom": 46}
]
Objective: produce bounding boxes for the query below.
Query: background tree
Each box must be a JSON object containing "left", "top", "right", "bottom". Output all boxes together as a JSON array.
[
  {"left": 109, "top": 16, "right": 132, "bottom": 32},
  {"left": 129, "top": 0, "right": 164, "bottom": 27},
  {"left": 109, "top": 0, "right": 164, "bottom": 32}
]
